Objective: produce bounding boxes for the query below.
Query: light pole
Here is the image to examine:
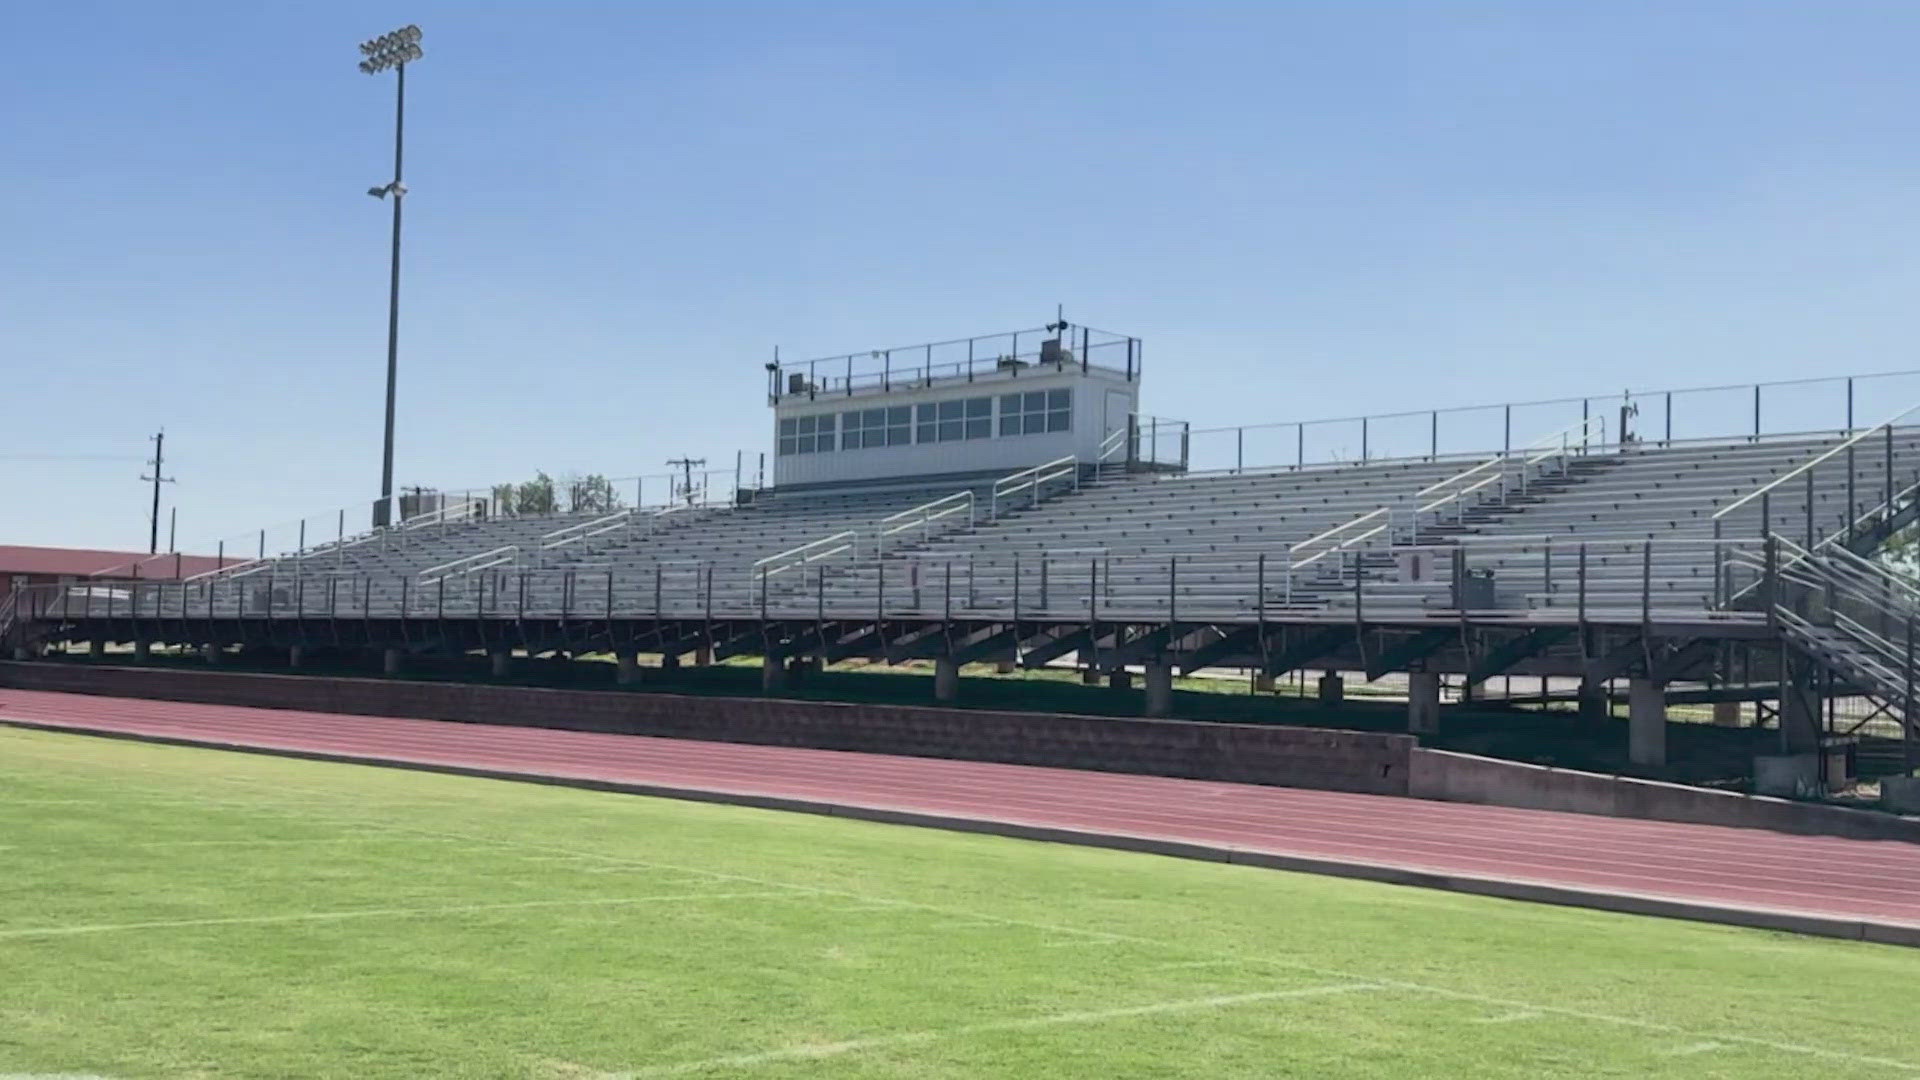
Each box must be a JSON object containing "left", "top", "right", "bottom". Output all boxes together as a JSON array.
[{"left": 359, "top": 24, "right": 423, "bottom": 527}]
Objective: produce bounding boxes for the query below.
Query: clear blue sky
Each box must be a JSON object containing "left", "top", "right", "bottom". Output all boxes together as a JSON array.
[{"left": 5, "top": 2, "right": 1919, "bottom": 550}]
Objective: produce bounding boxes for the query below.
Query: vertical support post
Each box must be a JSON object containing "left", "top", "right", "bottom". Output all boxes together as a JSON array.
[
  {"left": 1628, "top": 678, "right": 1668, "bottom": 767},
  {"left": 1236, "top": 427, "right": 1243, "bottom": 474},
  {"left": 1846, "top": 377, "right": 1855, "bottom": 433},
  {"left": 1408, "top": 671, "right": 1440, "bottom": 735},
  {"left": 1712, "top": 518, "right": 1724, "bottom": 607},
  {"left": 1429, "top": 410, "right": 1437, "bottom": 460},
  {"left": 1297, "top": 423, "right": 1304, "bottom": 469},
  {"left": 1577, "top": 544, "right": 1588, "bottom": 625},
  {"left": 1805, "top": 467, "right": 1815, "bottom": 549},
  {"left": 1503, "top": 404, "right": 1511, "bottom": 456},
  {"left": 1664, "top": 391, "right": 1673, "bottom": 446},
  {"left": 1753, "top": 383, "right": 1762, "bottom": 442},
  {"left": 1641, "top": 540, "right": 1653, "bottom": 626},
  {"left": 1360, "top": 416, "right": 1369, "bottom": 462},
  {"left": 1847, "top": 443, "right": 1857, "bottom": 541},
  {"left": 1906, "top": 615, "right": 1916, "bottom": 775}
]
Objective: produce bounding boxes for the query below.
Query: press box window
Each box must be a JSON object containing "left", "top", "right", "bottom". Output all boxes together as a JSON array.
[
  {"left": 778, "top": 414, "right": 837, "bottom": 456},
  {"left": 999, "top": 388, "right": 1071, "bottom": 436},
  {"left": 842, "top": 406, "right": 911, "bottom": 449},
  {"left": 916, "top": 397, "right": 993, "bottom": 443}
]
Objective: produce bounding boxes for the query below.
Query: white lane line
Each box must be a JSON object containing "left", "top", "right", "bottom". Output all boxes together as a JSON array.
[
  {"left": 0, "top": 892, "right": 798, "bottom": 940},
  {"left": 1040, "top": 937, "right": 1122, "bottom": 948},
  {"left": 1663, "top": 1041, "right": 1728, "bottom": 1056},
  {"left": 1470, "top": 1011, "right": 1543, "bottom": 1024},
  {"left": 608, "top": 983, "right": 1381, "bottom": 1077},
  {"left": 130, "top": 837, "right": 393, "bottom": 848},
  {"left": 17, "top": 751, "right": 1920, "bottom": 1074},
  {"left": 1145, "top": 959, "right": 1250, "bottom": 971}
]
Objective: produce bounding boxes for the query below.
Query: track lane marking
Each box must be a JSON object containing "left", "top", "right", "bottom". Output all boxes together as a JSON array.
[
  {"left": 605, "top": 983, "right": 1382, "bottom": 1077},
  {"left": 0, "top": 892, "right": 798, "bottom": 940}
]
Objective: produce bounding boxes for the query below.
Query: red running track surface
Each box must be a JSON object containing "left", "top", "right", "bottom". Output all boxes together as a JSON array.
[{"left": 2, "top": 688, "right": 1918, "bottom": 934}]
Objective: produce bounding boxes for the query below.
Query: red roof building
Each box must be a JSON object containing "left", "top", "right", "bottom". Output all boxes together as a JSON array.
[{"left": 0, "top": 546, "right": 229, "bottom": 605}]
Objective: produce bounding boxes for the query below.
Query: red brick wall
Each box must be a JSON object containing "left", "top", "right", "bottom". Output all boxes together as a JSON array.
[{"left": 0, "top": 663, "right": 1413, "bottom": 795}]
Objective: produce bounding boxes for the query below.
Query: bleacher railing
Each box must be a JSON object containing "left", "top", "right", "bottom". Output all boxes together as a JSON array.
[
  {"left": 876, "top": 491, "right": 975, "bottom": 557},
  {"left": 1187, "top": 365, "right": 1920, "bottom": 477},
  {"left": 1286, "top": 416, "right": 1610, "bottom": 600},
  {"left": 1711, "top": 400, "right": 1920, "bottom": 552},
  {"left": 768, "top": 324, "right": 1140, "bottom": 402},
  {"left": 990, "top": 456, "right": 1079, "bottom": 519},
  {"left": 419, "top": 545, "right": 520, "bottom": 585}
]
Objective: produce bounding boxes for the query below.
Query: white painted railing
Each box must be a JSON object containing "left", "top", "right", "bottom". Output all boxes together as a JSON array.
[
  {"left": 752, "top": 530, "right": 860, "bottom": 583},
  {"left": 991, "top": 456, "right": 1079, "bottom": 519},
  {"left": 876, "top": 491, "right": 975, "bottom": 556},
  {"left": 419, "top": 545, "right": 520, "bottom": 584}
]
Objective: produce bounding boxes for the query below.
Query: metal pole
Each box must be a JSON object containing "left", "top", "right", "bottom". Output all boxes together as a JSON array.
[
  {"left": 1805, "top": 467, "right": 1815, "bottom": 549},
  {"left": 1906, "top": 615, "right": 1915, "bottom": 774},
  {"left": 374, "top": 61, "right": 408, "bottom": 529},
  {"left": 145, "top": 429, "right": 167, "bottom": 554}
]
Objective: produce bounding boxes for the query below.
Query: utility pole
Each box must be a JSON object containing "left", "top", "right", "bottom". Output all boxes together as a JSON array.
[
  {"left": 140, "top": 430, "right": 176, "bottom": 554},
  {"left": 666, "top": 457, "right": 706, "bottom": 507}
]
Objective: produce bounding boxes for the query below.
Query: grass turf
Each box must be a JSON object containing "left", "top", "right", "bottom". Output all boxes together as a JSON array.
[{"left": 1, "top": 726, "right": 1916, "bottom": 1079}]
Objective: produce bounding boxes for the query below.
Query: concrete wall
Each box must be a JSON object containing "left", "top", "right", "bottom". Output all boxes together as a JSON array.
[
  {"left": 0, "top": 663, "right": 1411, "bottom": 796},
  {"left": 1409, "top": 748, "right": 1920, "bottom": 843}
]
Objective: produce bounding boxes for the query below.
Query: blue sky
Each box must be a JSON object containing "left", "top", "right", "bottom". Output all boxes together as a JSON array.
[{"left": 5, "top": 2, "right": 1920, "bottom": 550}]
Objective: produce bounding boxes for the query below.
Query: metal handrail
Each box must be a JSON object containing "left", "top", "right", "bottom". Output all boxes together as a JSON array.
[
  {"left": 876, "top": 491, "right": 975, "bottom": 556},
  {"left": 1098, "top": 426, "right": 1128, "bottom": 462},
  {"left": 1289, "top": 507, "right": 1394, "bottom": 571},
  {"left": 991, "top": 456, "right": 1079, "bottom": 519},
  {"left": 752, "top": 530, "right": 860, "bottom": 581},
  {"left": 1714, "top": 400, "right": 1920, "bottom": 521},
  {"left": 1415, "top": 415, "right": 1606, "bottom": 519},
  {"left": 1288, "top": 416, "right": 1609, "bottom": 581},
  {"left": 400, "top": 496, "right": 483, "bottom": 531},
  {"left": 418, "top": 544, "right": 520, "bottom": 583},
  {"left": 541, "top": 508, "right": 633, "bottom": 549}
]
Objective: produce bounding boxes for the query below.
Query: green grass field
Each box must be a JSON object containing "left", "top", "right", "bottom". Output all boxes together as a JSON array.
[{"left": 2, "top": 726, "right": 1916, "bottom": 1079}]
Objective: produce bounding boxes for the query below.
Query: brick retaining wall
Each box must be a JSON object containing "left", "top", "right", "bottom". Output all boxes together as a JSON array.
[{"left": 0, "top": 663, "right": 1413, "bottom": 796}]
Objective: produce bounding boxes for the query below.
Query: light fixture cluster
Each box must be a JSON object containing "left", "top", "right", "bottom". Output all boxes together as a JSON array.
[{"left": 358, "top": 24, "right": 423, "bottom": 74}]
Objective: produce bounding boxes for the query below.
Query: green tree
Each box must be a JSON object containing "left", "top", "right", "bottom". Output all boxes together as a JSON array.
[
  {"left": 565, "top": 473, "right": 624, "bottom": 514},
  {"left": 514, "top": 472, "right": 557, "bottom": 516}
]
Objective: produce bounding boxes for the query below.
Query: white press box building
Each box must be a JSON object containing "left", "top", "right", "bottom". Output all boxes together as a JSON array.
[{"left": 765, "top": 324, "right": 1145, "bottom": 489}]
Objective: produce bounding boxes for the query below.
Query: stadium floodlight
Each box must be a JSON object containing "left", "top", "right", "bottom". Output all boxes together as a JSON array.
[{"left": 356, "top": 23, "right": 423, "bottom": 529}]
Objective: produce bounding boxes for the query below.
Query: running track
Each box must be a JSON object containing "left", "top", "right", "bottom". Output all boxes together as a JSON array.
[{"left": 2, "top": 688, "right": 1917, "bottom": 946}]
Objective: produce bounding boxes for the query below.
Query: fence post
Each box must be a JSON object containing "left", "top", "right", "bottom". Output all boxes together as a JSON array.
[
  {"left": 1429, "top": 410, "right": 1437, "bottom": 460},
  {"left": 1753, "top": 384, "right": 1761, "bottom": 442},
  {"left": 1236, "top": 428, "right": 1243, "bottom": 474}
]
